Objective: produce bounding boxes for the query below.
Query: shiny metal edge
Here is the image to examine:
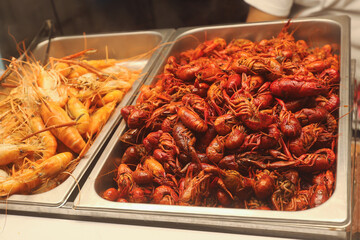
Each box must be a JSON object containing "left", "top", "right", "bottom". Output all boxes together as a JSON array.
[
  {"left": 74, "top": 15, "right": 352, "bottom": 230},
  {"left": 0, "top": 202, "right": 348, "bottom": 240},
  {"left": 0, "top": 29, "right": 175, "bottom": 207}
]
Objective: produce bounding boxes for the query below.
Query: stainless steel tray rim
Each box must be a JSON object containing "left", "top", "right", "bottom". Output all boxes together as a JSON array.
[
  {"left": 75, "top": 186, "right": 350, "bottom": 226},
  {"left": 173, "top": 15, "right": 347, "bottom": 43},
  {"left": 35, "top": 29, "right": 170, "bottom": 48}
]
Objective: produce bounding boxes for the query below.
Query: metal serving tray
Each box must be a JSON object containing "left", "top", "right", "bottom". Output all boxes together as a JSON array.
[
  {"left": 0, "top": 29, "right": 174, "bottom": 207},
  {"left": 74, "top": 16, "right": 352, "bottom": 239}
]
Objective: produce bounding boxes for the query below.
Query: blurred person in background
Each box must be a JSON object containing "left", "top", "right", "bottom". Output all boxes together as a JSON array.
[{"left": 244, "top": 0, "right": 360, "bottom": 77}]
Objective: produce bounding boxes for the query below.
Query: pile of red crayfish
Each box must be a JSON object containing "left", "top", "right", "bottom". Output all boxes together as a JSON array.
[{"left": 102, "top": 22, "right": 340, "bottom": 211}]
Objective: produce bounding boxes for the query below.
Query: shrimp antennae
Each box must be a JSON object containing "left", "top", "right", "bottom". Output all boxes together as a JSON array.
[{"left": 20, "top": 121, "right": 77, "bottom": 141}]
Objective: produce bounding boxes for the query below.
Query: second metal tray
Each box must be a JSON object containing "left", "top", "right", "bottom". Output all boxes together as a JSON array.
[{"left": 75, "top": 16, "right": 352, "bottom": 239}]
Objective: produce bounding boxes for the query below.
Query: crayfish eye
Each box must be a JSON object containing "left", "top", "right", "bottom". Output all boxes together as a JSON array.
[{"left": 275, "top": 56, "right": 285, "bottom": 63}]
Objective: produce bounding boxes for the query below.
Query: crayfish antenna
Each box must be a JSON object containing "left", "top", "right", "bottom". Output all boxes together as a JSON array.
[{"left": 279, "top": 137, "right": 294, "bottom": 161}]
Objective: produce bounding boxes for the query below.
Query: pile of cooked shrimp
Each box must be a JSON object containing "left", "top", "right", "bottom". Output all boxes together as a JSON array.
[{"left": 0, "top": 49, "right": 141, "bottom": 197}]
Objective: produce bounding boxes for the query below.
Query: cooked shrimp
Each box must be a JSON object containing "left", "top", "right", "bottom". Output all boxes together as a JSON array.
[
  {"left": 37, "top": 69, "right": 68, "bottom": 107},
  {"left": 40, "top": 101, "right": 86, "bottom": 154},
  {"left": 0, "top": 152, "right": 73, "bottom": 197},
  {"left": 87, "top": 101, "right": 116, "bottom": 137},
  {"left": 83, "top": 59, "right": 118, "bottom": 69},
  {"left": 0, "top": 169, "right": 9, "bottom": 181},
  {"left": 98, "top": 79, "right": 132, "bottom": 94},
  {"left": 0, "top": 143, "right": 37, "bottom": 166},
  {"left": 39, "top": 152, "right": 74, "bottom": 177},
  {"left": 96, "top": 90, "right": 124, "bottom": 107},
  {"left": 29, "top": 115, "right": 58, "bottom": 159},
  {"left": 0, "top": 168, "right": 42, "bottom": 196},
  {"left": 53, "top": 62, "right": 72, "bottom": 78},
  {"left": 68, "top": 65, "right": 89, "bottom": 79},
  {"left": 38, "top": 68, "right": 59, "bottom": 90},
  {"left": 67, "top": 96, "right": 90, "bottom": 135}
]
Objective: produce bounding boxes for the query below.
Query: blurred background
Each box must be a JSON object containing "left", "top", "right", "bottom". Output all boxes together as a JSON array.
[{"left": 0, "top": 0, "right": 249, "bottom": 64}]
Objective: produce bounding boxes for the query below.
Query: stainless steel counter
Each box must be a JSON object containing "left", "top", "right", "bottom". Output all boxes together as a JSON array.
[{"left": 0, "top": 214, "right": 300, "bottom": 240}]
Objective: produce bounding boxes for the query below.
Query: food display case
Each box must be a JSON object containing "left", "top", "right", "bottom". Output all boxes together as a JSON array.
[{"left": 0, "top": 15, "right": 358, "bottom": 240}]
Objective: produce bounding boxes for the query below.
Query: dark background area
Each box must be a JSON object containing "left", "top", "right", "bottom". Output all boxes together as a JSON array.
[{"left": 0, "top": 0, "right": 249, "bottom": 62}]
